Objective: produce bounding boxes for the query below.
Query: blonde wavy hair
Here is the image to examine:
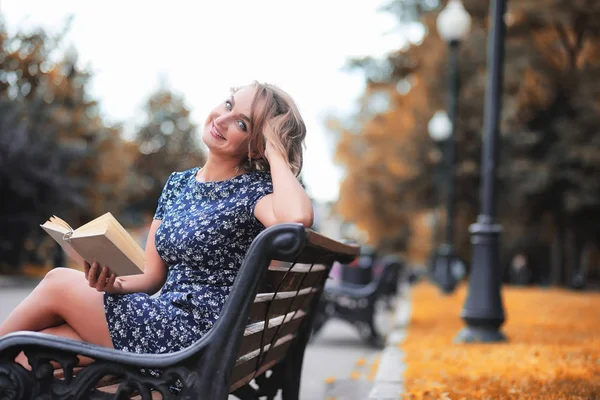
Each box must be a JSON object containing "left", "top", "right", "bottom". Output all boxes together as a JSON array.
[{"left": 235, "top": 81, "right": 306, "bottom": 177}]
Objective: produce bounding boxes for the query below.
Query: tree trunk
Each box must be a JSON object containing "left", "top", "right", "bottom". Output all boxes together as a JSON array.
[
  {"left": 550, "top": 219, "right": 565, "bottom": 285},
  {"left": 572, "top": 239, "right": 593, "bottom": 290},
  {"left": 565, "top": 226, "right": 585, "bottom": 289}
]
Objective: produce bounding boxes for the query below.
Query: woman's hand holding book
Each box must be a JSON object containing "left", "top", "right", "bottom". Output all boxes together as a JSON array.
[{"left": 84, "top": 261, "right": 125, "bottom": 294}]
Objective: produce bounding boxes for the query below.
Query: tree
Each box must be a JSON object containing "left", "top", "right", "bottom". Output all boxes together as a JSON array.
[
  {"left": 499, "top": 0, "right": 600, "bottom": 285},
  {"left": 0, "top": 20, "right": 135, "bottom": 270},
  {"left": 129, "top": 85, "right": 205, "bottom": 215},
  {"left": 0, "top": 97, "right": 78, "bottom": 268},
  {"left": 332, "top": 0, "right": 600, "bottom": 284}
]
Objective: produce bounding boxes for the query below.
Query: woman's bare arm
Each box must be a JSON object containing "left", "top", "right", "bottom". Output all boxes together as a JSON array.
[{"left": 254, "top": 150, "right": 314, "bottom": 228}]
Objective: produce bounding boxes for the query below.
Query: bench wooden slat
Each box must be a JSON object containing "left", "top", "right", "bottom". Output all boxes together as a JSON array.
[
  {"left": 131, "top": 391, "right": 164, "bottom": 400},
  {"left": 229, "top": 358, "right": 279, "bottom": 392},
  {"left": 306, "top": 230, "right": 360, "bottom": 259},
  {"left": 97, "top": 383, "right": 163, "bottom": 399},
  {"left": 250, "top": 287, "right": 318, "bottom": 323},
  {"left": 273, "top": 230, "right": 359, "bottom": 264},
  {"left": 230, "top": 334, "right": 295, "bottom": 385},
  {"left": 96, "top": 383, "right": 120, "bottom": 394},
  {"left": 55, "top": 367, "right": 122, "bottom": 389},
  {"left": 259, "top": 263, "right": 328, "bottom": 293},
  {"left": 253, "top": 286, "right": 316, "bottom": 303},
  {"left": 238, "top": 310, "right": 305, "bottom": 357}
]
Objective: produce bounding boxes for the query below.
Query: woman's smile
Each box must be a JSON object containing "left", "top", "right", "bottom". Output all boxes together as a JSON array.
[{"left": 210, "top": 121, "right": 226, "bottom": 140}]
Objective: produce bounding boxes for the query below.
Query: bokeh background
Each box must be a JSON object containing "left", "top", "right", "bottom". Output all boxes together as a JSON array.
[{"left": 1, "top": 0, "right": 600, "bottom": 291}]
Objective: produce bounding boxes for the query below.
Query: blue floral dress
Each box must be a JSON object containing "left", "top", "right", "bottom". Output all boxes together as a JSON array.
[{"left": 104, "top": 167, "right": 273, "bottom": 354}]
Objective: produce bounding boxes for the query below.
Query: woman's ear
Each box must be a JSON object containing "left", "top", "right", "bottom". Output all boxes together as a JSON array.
[{"left": 248, "top": 150, "right": 263, "bottom": 160}]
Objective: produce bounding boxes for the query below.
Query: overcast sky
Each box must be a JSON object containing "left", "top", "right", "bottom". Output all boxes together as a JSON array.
[{"left": 2, "top": 0, "right": 408, "bottom": 202}]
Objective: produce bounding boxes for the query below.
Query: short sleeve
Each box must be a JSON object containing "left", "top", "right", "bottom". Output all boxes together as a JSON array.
[
  {"left": 246, "top": 172, "right": 274, "bottom": 219},
  {"left": 153, "top": 172, "right": 184, "bottom": 220}
]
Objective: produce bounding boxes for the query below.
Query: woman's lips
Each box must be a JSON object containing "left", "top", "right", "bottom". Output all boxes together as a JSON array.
[{"left": 211, "top": 122, "right": 226, "bottom": 140}]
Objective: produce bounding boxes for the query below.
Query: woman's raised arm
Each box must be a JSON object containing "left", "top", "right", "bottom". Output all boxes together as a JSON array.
[{"left": 253, "top": 143, "right": 314, "bottom": 228}]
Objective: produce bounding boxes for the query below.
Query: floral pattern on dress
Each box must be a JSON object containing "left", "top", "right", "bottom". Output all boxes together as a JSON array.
[{"left": 104, "top": 167, "right": 273, "bottom": 354}]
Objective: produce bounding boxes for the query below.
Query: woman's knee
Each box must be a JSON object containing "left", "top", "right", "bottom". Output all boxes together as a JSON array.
[
  {"left": 40, "top": 268, "right": 83, "bottom": 296},
  {"left": 44, "top": 267, "right": 81, "bottom": 283}
]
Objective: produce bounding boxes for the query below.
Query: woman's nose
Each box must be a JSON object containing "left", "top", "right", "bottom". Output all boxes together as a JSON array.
[{"left": 214, "top": 114, "right": 228, "bottom": 127}]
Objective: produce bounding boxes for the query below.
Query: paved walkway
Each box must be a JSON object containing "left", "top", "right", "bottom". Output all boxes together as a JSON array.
[
  {"left": 0, "top": 275, "right": 43, "bottom": 289},
  {"left": 368, "top": 284, "right": 410, "bottom": 400}
]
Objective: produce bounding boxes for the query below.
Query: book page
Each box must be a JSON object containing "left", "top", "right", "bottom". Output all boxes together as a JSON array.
[
  {"left": 75, "top": 212, "right": 112, "bottom": 232},
  {"left": 106, "top": 219, "right": 145, "bottom": 265},
  {"left": 48, "top": 216, "right": 73, "bottom": 232},
  {"left": 104, "top": 225, "right": 145, "bottom": 271}
]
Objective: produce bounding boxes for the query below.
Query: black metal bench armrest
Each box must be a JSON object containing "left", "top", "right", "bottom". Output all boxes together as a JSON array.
[{"left": 0, "top": 331, "right": 203, "bottom": 369}]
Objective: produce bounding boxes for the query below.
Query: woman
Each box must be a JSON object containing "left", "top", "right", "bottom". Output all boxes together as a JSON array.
[{"left": 0, "top": 81, "right": 314, "bottom": 360}]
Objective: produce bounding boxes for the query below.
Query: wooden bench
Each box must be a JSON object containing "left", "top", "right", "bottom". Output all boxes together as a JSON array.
[
  {"left": 0, "top": 223, "right": 359, "bottom": 399},
  {"left": 311, "top": 255, "right": 404, "bottom": 347}
]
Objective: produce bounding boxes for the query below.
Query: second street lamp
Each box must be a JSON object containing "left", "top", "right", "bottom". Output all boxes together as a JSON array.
[
  {"left": 431, "top": 0, "right": 472, "bottom": 294},
  {"left": 427, "top": 111, "right": 455, "bottom": 291}
]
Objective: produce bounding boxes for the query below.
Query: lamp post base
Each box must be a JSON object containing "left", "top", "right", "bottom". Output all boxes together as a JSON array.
[
  {"left": 455, "top": 216, "right": 507, "bottom": 343},
  {"left": 455, "top": 326, "right": 506, "bottom": 343}
]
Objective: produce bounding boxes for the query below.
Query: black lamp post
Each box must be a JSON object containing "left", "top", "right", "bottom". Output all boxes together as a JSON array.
[
  {"left": 428, "top": 0, "right": 472, "bottom": 294},
  {"left": 455, "top": 0, "right": 507, "bottom": 343},
  {"left": 427, "top": 111, "right": 453, "bottom": 292}
]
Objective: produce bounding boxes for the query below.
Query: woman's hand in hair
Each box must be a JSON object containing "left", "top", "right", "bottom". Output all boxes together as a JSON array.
[
  {"left": 264, "top": 139, "right": 282, "bottom": 164},
  {"left": 262, "top": 118, "right": 289, "bottom": 167}
]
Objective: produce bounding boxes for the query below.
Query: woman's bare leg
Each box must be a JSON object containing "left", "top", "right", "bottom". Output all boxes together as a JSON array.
[
  {"left": 0, "top": 277, "right": 65, "bottom": 334},
  {"left": 0, "top": 268, "right": 113, "bottom": 349}
]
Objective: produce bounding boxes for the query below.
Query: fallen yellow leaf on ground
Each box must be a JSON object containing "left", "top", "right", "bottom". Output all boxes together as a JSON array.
[
  {"left": 402, "top": 282, "right": 600, "bottom": 399},
  {"left": 368, "top": 356, "right": 381, "bottom": 382}
]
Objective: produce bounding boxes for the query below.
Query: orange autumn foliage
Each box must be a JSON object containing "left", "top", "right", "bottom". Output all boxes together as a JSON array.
[
  {"left": 331, "top": 1, "right": 600, "bottom": 279},
  {"left": 403, "top": 282, "right": 600, "bottom": 399}
]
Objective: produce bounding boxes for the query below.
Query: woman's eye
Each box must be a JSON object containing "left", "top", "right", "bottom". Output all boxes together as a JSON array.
[
  {"left": 238, "top": 120, "right": 247, "bottom": 132},
  {"left": 225, "top": 100, "right": 232, "bottom": 111}
]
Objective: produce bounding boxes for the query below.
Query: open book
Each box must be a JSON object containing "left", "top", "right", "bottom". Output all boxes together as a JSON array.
[{"left": 41, "top": 212, "right": 145, "bottom": 277}]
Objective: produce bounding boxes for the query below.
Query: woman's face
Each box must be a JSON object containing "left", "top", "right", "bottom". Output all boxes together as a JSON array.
[{"left": 202, "top": 85, "right": 259, "bottom": 162}]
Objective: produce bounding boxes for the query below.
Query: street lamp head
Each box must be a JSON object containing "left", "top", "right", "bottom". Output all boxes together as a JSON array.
[
  {"left": 428, "top": 110, "right": 453, "bottom": 142},
  {"left": 436, "top": 0, "right": 472, "bottom": 42}
]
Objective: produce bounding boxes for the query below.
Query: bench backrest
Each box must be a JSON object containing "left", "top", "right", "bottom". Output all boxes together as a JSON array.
[
  {"left": 229, "top": 261, "right": 325, "bottom": 390},
  {"left": 193, "top": 223, "right": 359, "bottom": 395}
]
